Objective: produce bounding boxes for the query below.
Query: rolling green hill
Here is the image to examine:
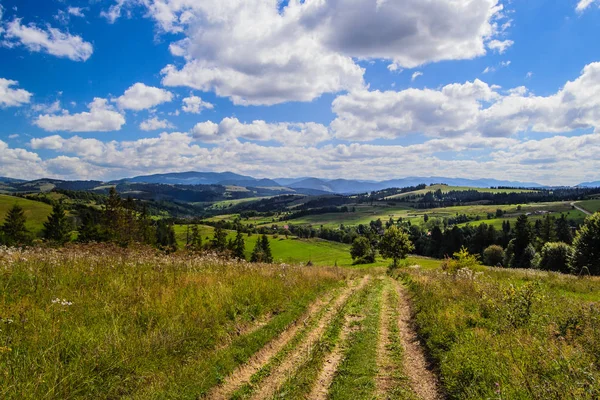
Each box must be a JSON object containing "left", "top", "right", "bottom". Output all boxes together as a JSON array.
[
  {"left": 0, "top": 194, "right": 53, "bottom": 235},
  {"left": 385, "top": 184, "right": 537, "bottom": 200}
]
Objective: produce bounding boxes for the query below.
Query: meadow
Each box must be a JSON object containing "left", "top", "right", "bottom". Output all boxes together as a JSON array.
[
  {"left": 578, "top": 199, "right": 600, "bottom": 214},
  {"left": 0, "top": 245, "right": 346, "bottom": 399},
  {"left": 386, "top": 184, "right": 538, "bottom": 200},
  {"left": 393, "top": 265, "right": 600, "bottom": 399},
  {"left": 0, "top": 194, "right": 53, "bottom": 235}
]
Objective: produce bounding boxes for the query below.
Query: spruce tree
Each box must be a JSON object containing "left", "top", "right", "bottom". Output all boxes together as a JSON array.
[
  {"left": 189, "top": 224, "right": 203, "bottom": 251},
  {"left": 260, "top": 234, "right": 273, "bottom": 263},
  {"left": 233, "top": 229, "right": 246, "bottom": 260},
  {"left": 250, "top": 238, "right": 265, "bottom": 262},
  {"left": 104, "top": 187, "right": 124, "bottom": 241},
  {"left": 212, "top": 224, "right": 227, "bottom": 251},
  {"left": 571, "top": 213, "right": 600, "bottom": 275},
  {"left": 512, "top": 214, "right": 534, "bottom": 268},
  {"left": 42, "top": 202, "right": 71, "bottom": 244},
  {"left": 555, "top": 214, "right": 573, "bottom": 244},
  {"left": 1, "top": 204, "right": 31, "bottom": 246}
]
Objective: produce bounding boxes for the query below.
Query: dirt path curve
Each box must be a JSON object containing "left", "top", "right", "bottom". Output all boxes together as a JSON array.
[
  {"left": 392, "top": 278, "right": 443, "bottom": 400},
  {"left": 207, "top": 283, "right": 341, "bottom": 399},
  {"left": 249, "top": 275, "right": 371, "bottom": 400},
  {"left": 571, "top": 202, "right": 593, "bottom": 216}
]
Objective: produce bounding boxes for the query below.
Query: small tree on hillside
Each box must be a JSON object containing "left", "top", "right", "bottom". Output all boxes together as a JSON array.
[
  {"left": 188, "top": 224, "right": 203, "bottom": 251},
  {"left": 212, "top": 224, "right": 227, "bottom": 252},
  {"left": 260, "top": 234, "right": 273, "bottom": 263},
  {"left": 571, "top": 213, "right": 600, "bottom": 275},
  {"left": 1, "top": 204, "right": 31, "bottom": 246},
  {"left": 233, "top": 229, "right": 246, "bottom": 260},
  {"left": 350, "top": 236, "right": 375, "bottom": 264},
  {"left": 379, "top": 226, "right": 414, "bottom": 268},
  {"left": 42, "top": 202, "right": 71, "bottom": 244},
  {"left": 483, "top": 245, "right": 505, "bottom": 266},
  {"left": 539, "top": 242, "right": 573, "bottom": 273}
]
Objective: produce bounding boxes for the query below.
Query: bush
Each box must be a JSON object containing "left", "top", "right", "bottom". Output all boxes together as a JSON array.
[
  {"left": 483, "top": 245, "right": 505, "bottom": 266},
  {"left": 539, "top": 242, "right": 573, "bottom": 273}
]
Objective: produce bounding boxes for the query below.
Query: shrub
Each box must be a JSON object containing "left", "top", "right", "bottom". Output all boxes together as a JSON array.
[
  {"left": 483, "top": 245, "right": 505, "bottom": 266},
  {"left": 539, "top": 242, "right": 573, "bottom": 273}
]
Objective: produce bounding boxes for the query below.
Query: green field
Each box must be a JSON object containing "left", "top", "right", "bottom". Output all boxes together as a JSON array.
[
  {"left": 386, "top": 184, "right": 537, "bottom": 200},
  {"left": 578, "top": 200, "right": 600, "bottom": 214},
  {"left": 0, "top": 194, "right": 52, "bottom": 235},
  {"left": 174, "top": 224, "right": 441, "bottom": 269}
]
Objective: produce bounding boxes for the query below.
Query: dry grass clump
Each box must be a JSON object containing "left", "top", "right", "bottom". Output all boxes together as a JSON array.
[{"left": 0, "top": 244, "right": 345, "bottom": 399}]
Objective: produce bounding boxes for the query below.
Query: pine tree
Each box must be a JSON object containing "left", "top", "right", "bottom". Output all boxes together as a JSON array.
[
  {"left": 260, "top": 234, "right": 273, "bottom": 263},
  {"left": 137, "top": 203, "right": 155, "bottom": 245},
  {"left": 512, "top": 214, "right": 534, "bottom": 268},
  {"left": 42, "top": 202, "right": 71, "bottom": 244},
  {"left": 540, "top": 215, "right": 557, "bottom": 244},
  {"left": 250, "top": 238, "right": 265, "bottom": 262},
  {"left": 555, "top": 214, "right": 573, "bottom": 244},
  {"left": 189, "top": 224, "right": 203, "bottom": 251},
  {"left": 212, "top": 224, "right": 227, "bottom": 251},
  {"left": 104, "top": 187, "right": 124, "bottom": 241},
  {"left": 1, "top": 204, "right": 31, "bottom": 246},
  {"left": 77, "top": 209, "right": 104, "bottom": 243},
  {"left": 233, "top": 229, "right": 246, "bottom": 260}
]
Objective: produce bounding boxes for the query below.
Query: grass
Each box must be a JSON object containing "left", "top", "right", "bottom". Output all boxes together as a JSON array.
[
  {"left": 0, "top": 194, "right": 52, "bottom": 235},
  {"left": 393, "top": 264, "right": 600, "bottom": 399},
  {"left": 0, "top": 244, "right": 345, "bottom": 399},
  {"left": 328, "top": 278, "right": 383, "bottom": 399},
  {"left": 174, "top": 224, "right": 441, "bottom": 269},
  {"left": 578, "top": 200, "right": 600, "bottom": 214},
  {"left": 386, "top": 184, "right": 537, "bottom": 200}
]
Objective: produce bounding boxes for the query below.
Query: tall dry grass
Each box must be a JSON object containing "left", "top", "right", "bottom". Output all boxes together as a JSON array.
[{"left": 0, "top": 244, "right": 345, "bottom": 399}]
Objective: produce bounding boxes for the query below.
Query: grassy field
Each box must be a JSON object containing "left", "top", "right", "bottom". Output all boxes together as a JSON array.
[
  {"left": 174, "top": 224, "right": 441, "bottom": 269},
  {"left": 394, "top": 265, "right": 600, "bottom": 399},
  {"left": 578, "top": 199, "right": 600, "bottom": 213},
  {"left": 0, "top": 194, "right": 52, "bottom": 235},
  {"left": 0, "top": 245, "right": 346, "bottom": 399},
  {"left": 386, "top": 184, "right": 537, "bottom": 200}
]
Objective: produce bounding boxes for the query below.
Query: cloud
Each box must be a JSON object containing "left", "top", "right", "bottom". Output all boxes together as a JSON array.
[
  {"left": 576, "top": 0, "right": 599, "bottom": 12},
  {"left": 332, "top": 61, "right": 600, "bottom": 141},
  {"left": 487, "top": 39, "right": 514, "bottom": 54},
  {"left": 67, "top": 7, "right": 85, "bottom": 17},
  {"left": 18, "top": 128, "right": 600, "bottom": 185},
  {"left": 34, "top": 98, "right": 126, "bottom": 132},
  {"left": 0, "top": 78, "right": 32, "bottom": 107},
  {"left": 106, "top": 0, "right": 507, "bottom": 105},
  {"left": 115, "top": 83, "right": 174, "bottom": 110},
  {"left": 191, "top": 118, "right": 331, "bottom": 146},
  {"left": 31, "top": 100, "right": 61, "bottom": 114},
  {"left": 182, "top": 95, "right": 213, "bottom": 114},
  {"left": 411, "top": 72, "right": 423, "bottom": 82},
  {"left": 139, "top": 117, "right": 174, "bottom": 131},
  {"left": 1, "top": 18, "right": 93, "bottom": 61},
  {"left": 8, "top": 134, "right": 19, "bottom": 139}
]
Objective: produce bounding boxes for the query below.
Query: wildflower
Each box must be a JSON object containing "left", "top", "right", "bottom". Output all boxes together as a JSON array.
[{"left": 0, "top": 346, "right": 12, "bottom": 354}]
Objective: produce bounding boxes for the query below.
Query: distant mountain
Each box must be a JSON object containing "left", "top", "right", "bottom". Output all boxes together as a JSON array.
[
  {"left": 219, "top": 178, "right": 281, "bottom": 188},
  {"left": 578, "top": 181, "right": 600, "bottom": 188},
  {"left": 118, "top": 171, "right": 257, "bottom": 186},
  {"left": 0, "top": 177, "right": 26, "bottom": 184}
]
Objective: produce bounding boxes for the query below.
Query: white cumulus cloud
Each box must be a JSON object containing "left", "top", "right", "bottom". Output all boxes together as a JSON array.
[
  {"left": 1, "top": 18, "right": 93, "bottom": 61},
  {"left": 182, "top": 95, "right": 213, "bottom": 114},
  {"left": 139, "top": 117, "right": 174, "bottom": 131},
  {"left": 34, "top": 98, "right": 125, "bottom": 132},
  {"left": 115, "top": 83, "right": 174, "bottom": 111},
  {"left": 0, "top": 78, "right": 32, "bottom": 107}
]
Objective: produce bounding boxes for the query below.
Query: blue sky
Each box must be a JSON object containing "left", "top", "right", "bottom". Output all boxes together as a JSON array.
[{"left": 0, "top": 0, "right": 599, "bottom": 185}]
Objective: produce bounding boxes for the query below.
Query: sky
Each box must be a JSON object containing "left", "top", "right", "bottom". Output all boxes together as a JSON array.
[{"left": 0, "top": 0, "right": 600, "bottom": 185}]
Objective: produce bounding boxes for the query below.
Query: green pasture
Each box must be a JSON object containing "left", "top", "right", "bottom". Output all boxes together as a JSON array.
[{"left": 0, "top": 194, "right": 53, "bottom": 235}]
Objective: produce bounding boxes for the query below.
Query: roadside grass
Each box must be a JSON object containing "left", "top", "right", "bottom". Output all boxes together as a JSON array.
[
  {"left": 0, "top": 244, "right": 344, "bottom": 399},
  {"left": 0, "top": 194, "right": 52, "bottom": 235},
  {"left": 328, "top": 278, "right": 383, "bottom": 399},
  {"left": 392, "top": 265, "right": 600, "bottom": 399},
  {"left": 578, "top": 199, "right": 600, "bottom": 213}
]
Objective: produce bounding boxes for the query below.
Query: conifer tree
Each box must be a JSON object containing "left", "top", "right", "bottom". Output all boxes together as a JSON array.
[
  {"left": 1, "top": 204, "right": 31, "bottom": 246},
  {"left": 103, "top": 187, "right": 124, "bottom": 241},
  {"left": 212, "top": 224, "right": 227, "bottom": 251},
  {"left": 233, "top": 229, "right": 246, "bottom": 260},
  {"left": 250, "top": 238, "right": 265, "bottom": 262},
  {"left": 260, "top": 234, "right": 273, "bottom": 263},
  {"left": 555, "top": 214, "right": 573, "bottom": 244},
  {"left": 189, "top": 224, "right": 203, "bottom": 251},
  {"left": 42, "top": 202, "right": 71, "bottom": 244}
]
